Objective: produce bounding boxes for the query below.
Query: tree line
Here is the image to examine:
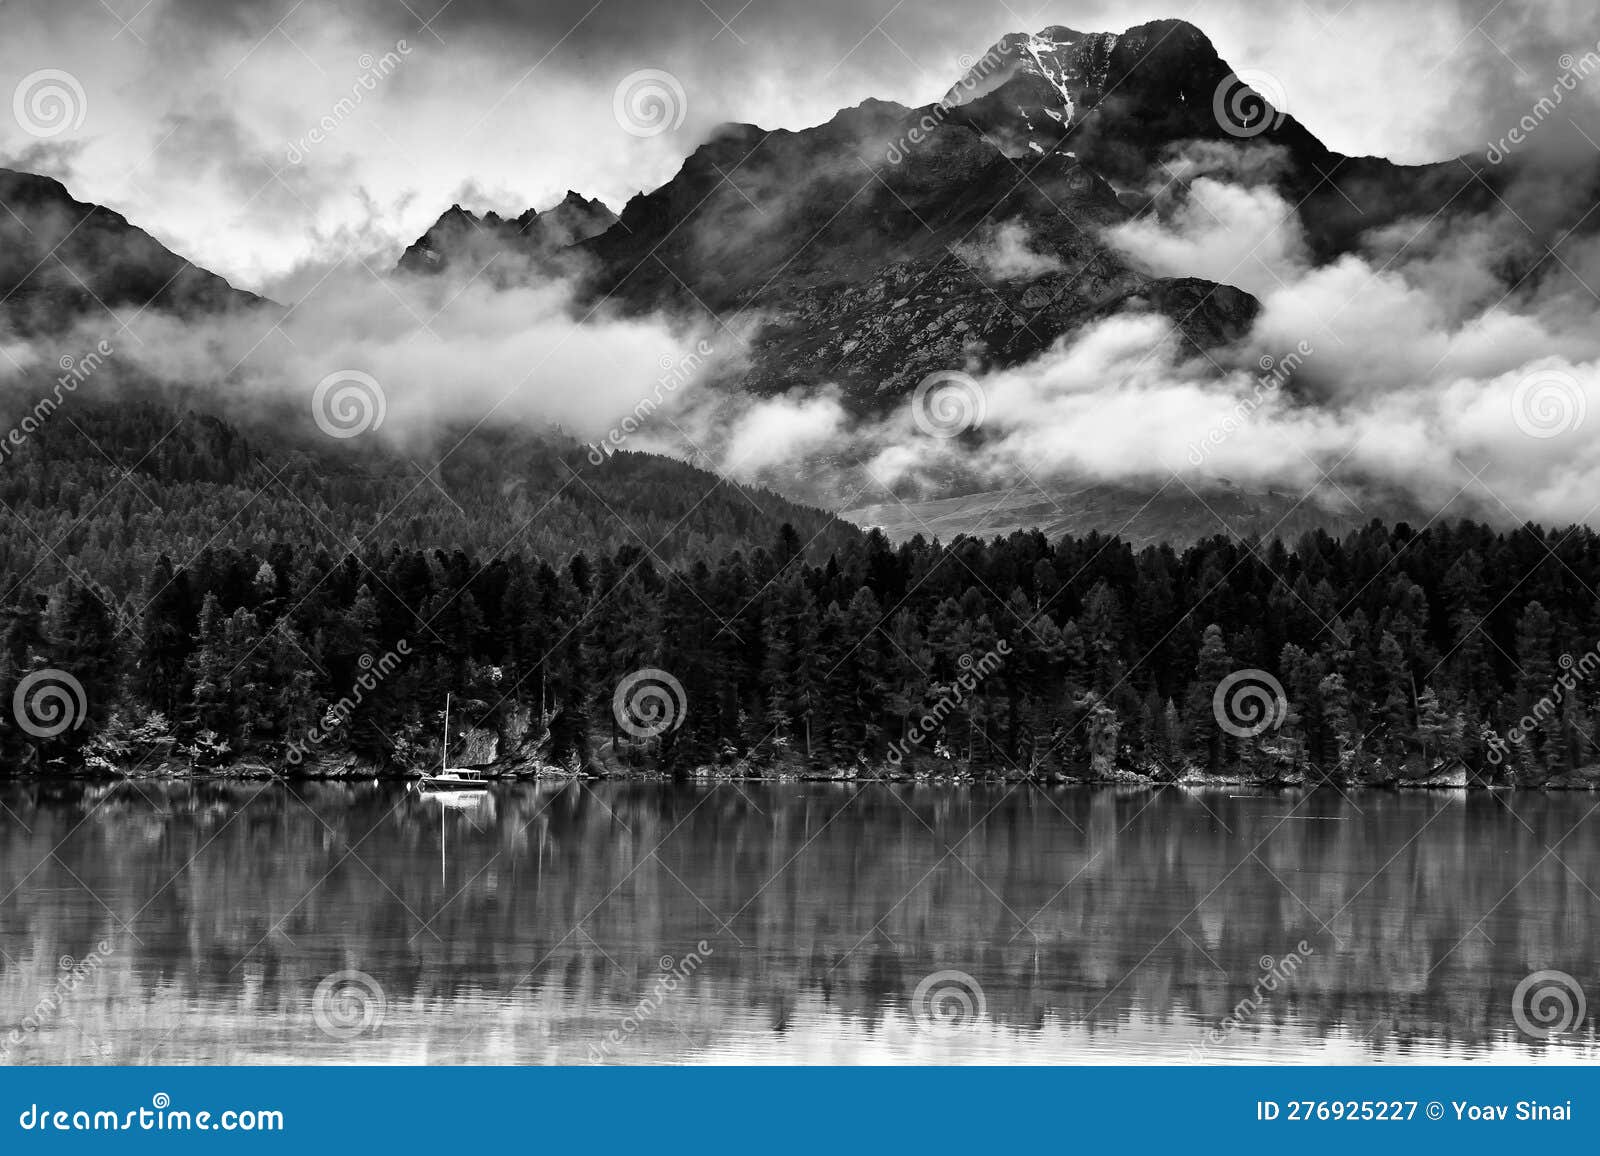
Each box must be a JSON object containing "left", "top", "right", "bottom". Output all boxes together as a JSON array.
[{"left": 6, "top": 510, "right": 1600, "bottom": 786}]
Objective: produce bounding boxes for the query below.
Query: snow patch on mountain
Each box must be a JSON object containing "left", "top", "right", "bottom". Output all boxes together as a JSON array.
[{"left": 1022, "top": 32, "right": 1077, "bottom": 121}]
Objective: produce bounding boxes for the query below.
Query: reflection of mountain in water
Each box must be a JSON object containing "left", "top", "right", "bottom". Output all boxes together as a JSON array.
[{"left": 0, "top": 782, "right": 1595, "bottom": 1063}]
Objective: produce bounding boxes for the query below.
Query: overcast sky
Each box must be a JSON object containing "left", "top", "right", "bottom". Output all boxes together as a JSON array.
[{"left": 3, "top": 0, "right": 1595, "bottom": 293}]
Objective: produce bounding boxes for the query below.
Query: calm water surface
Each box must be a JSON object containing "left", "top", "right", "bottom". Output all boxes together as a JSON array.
[{"left": 0, "top": 781, "right": 1595, "bottom": 1064}]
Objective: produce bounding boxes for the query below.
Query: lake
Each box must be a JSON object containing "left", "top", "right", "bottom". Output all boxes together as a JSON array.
[{"left": 0, "top": 780, "right": 1594, "bottom": 1064}]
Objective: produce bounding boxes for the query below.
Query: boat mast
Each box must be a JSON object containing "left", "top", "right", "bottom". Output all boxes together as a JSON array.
[{"left": 443, "top": 692, "right": 450, "bottom": 770}]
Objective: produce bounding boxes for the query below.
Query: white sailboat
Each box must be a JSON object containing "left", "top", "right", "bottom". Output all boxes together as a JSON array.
[{"left": 414, "top": 693, "right": 489, "bottom": 792}]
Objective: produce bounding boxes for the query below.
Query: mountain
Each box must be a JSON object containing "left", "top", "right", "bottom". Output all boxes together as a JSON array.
[
  {"left": 399, "top": 19, "right": 1591, "bottom": 407},
  {"left": 0, "top": 170, "right": 846, "bottom": 571},
  {"left": 396, "top": 190, "right": 618, "bottom": 280},
  {"left": 943, "top": 22, "right": 1330, "bottom": 170},
  {"left": 0, "top": 168, "right": 261, "bottom": 333},
  {"left": 380, "top": 16, "right": 1587, "bottom": 545},
  {"left": 14, "top": 18, "right": 1588, "bottom": 552},
  {"left": 937, "top": 21, "right": 1521, "bottom": 258},
  {"left": 401, "top": 20, "right": 1593, "bottom": 414},
  {"left": 571, "top": 100, "right": 1257, "bottom": 407},
  {"left": 404, "top": 85, "right": 1262, "bottom": 409},
  {"left": 841, "top": 474, "right": 1455, "bottom": 549}
]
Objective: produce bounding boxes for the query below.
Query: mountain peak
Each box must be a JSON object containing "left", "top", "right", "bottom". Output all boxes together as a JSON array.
[
  {"left": 396, "top": 191, "right": 618, "bottom": 277},
  {"left": 939, "top": 17, "right": 1314, "bottom": 178},
  {"left": 945, "top": 19, "right": 1217, "bottom": 117}
]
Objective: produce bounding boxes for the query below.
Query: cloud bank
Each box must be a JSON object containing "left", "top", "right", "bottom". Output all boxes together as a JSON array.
[{"left": 677, "top": 161, "right": 1600, "bottom": 528}]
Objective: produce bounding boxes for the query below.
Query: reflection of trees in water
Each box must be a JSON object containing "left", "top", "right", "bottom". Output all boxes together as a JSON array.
[{"left": 0, "top": 782, "right": 1596, "bottom": 1059}]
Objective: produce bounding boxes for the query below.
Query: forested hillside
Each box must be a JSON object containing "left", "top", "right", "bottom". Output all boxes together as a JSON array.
[
  {"left": 2, "top": 397, "right": 1596, "bottom": 789},
  {"left": 0, "top": 397, "right": 855, "bottom": 593}
]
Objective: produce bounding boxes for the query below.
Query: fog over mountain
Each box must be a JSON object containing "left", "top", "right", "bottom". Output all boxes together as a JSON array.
[{"left": 4, "top": 4, "right": 1600, "bottom": 545}]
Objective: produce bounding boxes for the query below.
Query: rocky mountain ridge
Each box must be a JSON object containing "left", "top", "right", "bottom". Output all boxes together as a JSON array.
[
  {"left": 2, "top": 17, "right": 1588, "bottom": 548},
  {"left": 0, "top": 167, "right": 261, "bottom": 333},
  {"left": 395, "top": 189, "right": 618, "bottom": 280}
]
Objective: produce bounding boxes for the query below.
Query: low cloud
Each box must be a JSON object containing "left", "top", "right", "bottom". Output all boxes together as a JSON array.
[
  {"left": 666, "top": 167, "right": 1600, "bottom": 530},
  {"left": 1107, "top": 176, "right": 1309, "bottom": 297},
  {"left": 717, "top": 388, "right": 850, "bottom": 476},
  {"left": 4, "top": 258, "right": 723, "bottom": 459},
  {"left": 954, "top": 221, "right": 1064, "bottom": 281},
  {"left": 7, "top": 164, "right": 1600, "bottom": 537}
]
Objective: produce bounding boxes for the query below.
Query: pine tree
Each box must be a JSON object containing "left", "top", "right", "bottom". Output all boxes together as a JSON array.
[{"left": 1185, "top": 625, "right": 1233, "bottom": 772}]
